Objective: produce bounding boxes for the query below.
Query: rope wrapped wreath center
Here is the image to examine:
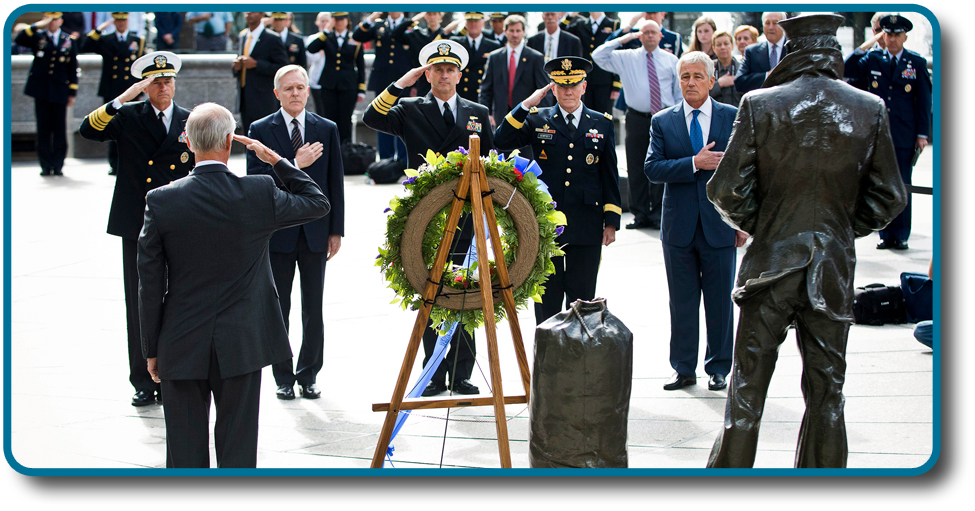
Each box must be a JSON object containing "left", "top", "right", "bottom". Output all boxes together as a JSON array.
[{"left": 401, "top": 177, "right": 539, "bottom": 311}]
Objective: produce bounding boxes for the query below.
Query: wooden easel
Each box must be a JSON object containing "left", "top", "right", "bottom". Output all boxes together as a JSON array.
[{"left": 371, "top": 135, "right": 532, "bottom": 468}]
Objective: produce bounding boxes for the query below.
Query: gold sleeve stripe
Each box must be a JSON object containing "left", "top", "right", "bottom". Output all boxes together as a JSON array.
[
  {"left": 504, "top": 112, "right": 524, "bottom": 130},
  {"left": 87, "top": 29, "right": 100, "bottom": 40},
  {"left": 318, "top": 32, "right": 327, "bottom": 41},
  {"left": 612, "top": 81, "right": 622, "bottom": 88},
  {"left": 87, "top": 104, "right": 115, "bottom": 131},
  {"left": 603, "top": 204, "right": 622, "bottom": 215},
  {"left": 25, "top": 25, "right": 34, "bottom": 37},
  {"left": 68, "top": 83, "right": 79, "bottom": 90},
  {"left": 378, "top": 89, "right": 399, "bottom": 106},
  {"left": 358, "top": 83, "right": 367, "bottom": 91},
  {"left": 370, "top": 98, "right": 391, "bottom": 115}
]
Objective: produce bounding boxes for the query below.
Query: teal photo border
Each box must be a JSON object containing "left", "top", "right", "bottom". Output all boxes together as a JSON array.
[{"left": 3, "top": 3, "right": 942, "bottom": 477}]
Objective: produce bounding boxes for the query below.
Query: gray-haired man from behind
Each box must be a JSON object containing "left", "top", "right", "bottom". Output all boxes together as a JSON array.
[{"left": 138, "top": 103, "right": 329, "bottom": 468}]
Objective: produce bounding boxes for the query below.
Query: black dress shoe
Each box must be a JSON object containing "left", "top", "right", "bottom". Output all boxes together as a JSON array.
[
  {"left": 108, "top": 168, "right": 117, "bottom": 176},
  {"left": 52, "top": 169, "right": 63, "bottom": 176},
  {"left": 451, "top": 379, "right": 480, "bottom": 395},
  {"left": 299, "top": 383, "right": 321, "bottom": 399},
  {"left": 625, "top": 221, "right": 652, "bottom": 230},
  {"left": 132, "top": 390, "right": 157, "bottom": 406},
  {"left": 708, "top": 374, "right": 728, "bottom": 390},
  {"left": 891, "top": 240, "right": 909, "bottom": 250},
  {"left": 421, "top": 381, "right": 448, "bottom": 397},
  {"left": 276, "top": 384, "right": 295, "bottom": 400},
  {"left": 40, "top": 170, "right": 52, "bottom": 176},
  {"left": 663, "top": 373, "right": 696, "bottom": 391}
]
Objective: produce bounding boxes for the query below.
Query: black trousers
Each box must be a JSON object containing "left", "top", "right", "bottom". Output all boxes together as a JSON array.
[
  {"left": 122, "top": 238, "right": 159, "bottom": 393},
  {"left": 879, "top": 146, "right": 914, "bottom": 242},
  {"left": 583, "top": 83, "right": 614, "bottom": 116},
  {"left": 707, "top": 271, "right": 850, "bottom": 468},
  {"left": 624, "top": 109, "right": 663, "bottom": 225},
  {"left": 161, "top": 349, "right": 262, "bottom": 468},
  {"left": 310, "top": 87, "right": 326, "bottom": 117},
  {"left": 321, "top": 88, "right": 357, "bottom": 143},
  {"left": 270, "top": 229, "right": 327, "bottom": 388},
  {"left": 34, "top": 98, "right": 68, "bottom": 173},
  {"left": 535, "top": 244, "right": 602, "bottom": 325}
]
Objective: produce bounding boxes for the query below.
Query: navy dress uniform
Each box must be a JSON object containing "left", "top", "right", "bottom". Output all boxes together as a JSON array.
[
  {"left": 353, "top": 13, "right": 411, "bottom": 160},
  {"left": 494, "top": 57, "right": 622, "bottom": 324},
  {"left": 392, "top": 16, "right": 446, "bottom": 97},
  {"left": 14, "top": 12, "right": 79, "bottom": 176},
  {"left": 363, "top": 40, "right": 495, "bottom": 396},
  {"left": 565, "top": 15, "right": 622, "bottom": 114},
  {"left": 487, "top": 13, "right": 507, "bottom": 46},
  {"left": 79, "top": 52, "right": 195, "bottom": 406},
  {"left": 306, "top": 13, "right": 366, "bottom": 144},
  {"left": 451, "top": 13, "right": 502, "bottom": 104},
  {"left": 268, "top": 13, "right": 307, "bottom": 69},
  {"left": 81, "top": 12, "right": 146, "bottom": 175},
  {"left": 857, "top": 14, "right": 932, "bottom": 249}
]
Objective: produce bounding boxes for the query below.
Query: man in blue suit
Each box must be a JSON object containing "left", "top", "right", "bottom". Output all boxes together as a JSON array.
[
  {"left": 645, "top": 52, "right": 746, "bottom": 391},
  {"left": 246, "top": 65, "right": 345, "bottom": 401},
  {"left": 735, "top": 12, "right": 787, "bottom": 94}
]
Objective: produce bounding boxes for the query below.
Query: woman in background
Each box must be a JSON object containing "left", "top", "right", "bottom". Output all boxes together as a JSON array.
[{"left": 687, "top": 16, "right": 717, "bottom": 57}]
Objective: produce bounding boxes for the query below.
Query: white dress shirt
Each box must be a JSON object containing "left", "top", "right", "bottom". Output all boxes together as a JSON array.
[
  {"left": 590, "top": 15, "right": 605, "bottom": 33},
  {"left": 507, "top": 40, "right": 526, "bottom": 65},
  {"left": 592, "top": 41, "right": 681, "bottom": 112},
  {"left": 152, "top": 101, "right": 176, "bottom": 133},
  {"left": 280, "top": 107, "right": 307, "bottom": 167},
  {"left": 543, "top": 28, "right": 561, "bottom": 60},
  {"left": 767, "top": 39, "right": 784, "bottom": 67},
  {"left": 243, "top": 24, "right": 264, "bottom": 54},
  {"left": 434, "top": 94, "right": 459, "bottom": 123},
  {"left": 558, "top": 102, "right": 584, "bottom": 129},
  {"left": 468, "top": 34, "right": 483, "bottom": 53},
  {"left": 682, "top": 97, "right": 713, "bottom": 172}
]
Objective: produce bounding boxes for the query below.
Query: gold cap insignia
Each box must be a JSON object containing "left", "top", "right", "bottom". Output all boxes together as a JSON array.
[
  {"left": 438, "top": 43, "right": 451, "bottom": 56},
  {"left": 561, "top": 59, "right": 572, "bottom": 71},
  {"left": 154, "top": 55, "right": 167, "bottom": 68}
]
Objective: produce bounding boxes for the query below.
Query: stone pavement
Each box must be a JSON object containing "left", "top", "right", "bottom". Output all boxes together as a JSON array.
[{"left": 6, "top": 147, "right": 935, "bottom": 471}]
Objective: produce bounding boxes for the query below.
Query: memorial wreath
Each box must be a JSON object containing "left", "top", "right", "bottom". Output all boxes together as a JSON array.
[{"left": 377, "top": 148, "right": 567, "bottom": 335}]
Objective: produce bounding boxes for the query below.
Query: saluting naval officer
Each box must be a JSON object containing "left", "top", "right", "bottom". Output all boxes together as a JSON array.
[
  {"left": 79, "top": 52, "right": 195, "bottom": 406},
  {"left": 451, "top": 12, "right": 502, "bottom": 104},
  {"left": 353, "top": 11, "right": 411, "bottom": 161},
  {"left": 494, "top": 57, "right": 622, "bottom": 324},
  {"left": 81, "top": 12, "right": 145, "bottom": 176},
  {"left": 306, "top": 12, "right": 366, "bottom": 144},
  {"left": 362, "top": 40, "right": 495, "bottom": 397},
  {"left": 14, "top": 12, "right": 79, "bottom": 176},
  {"left": 856, "top": 14, "right": 932, "bottom": 250}
]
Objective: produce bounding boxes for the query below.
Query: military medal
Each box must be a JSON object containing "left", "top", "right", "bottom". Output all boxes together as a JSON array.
[
  {"left": 905, "top": 84, "right": 912, "bottom": 92},
  {"left": 538, "top": 150, "right": 548, "bottom": 159},
  {"left": 872, "top": 80, "right": 879, "bottom": 89},
  {"left": 466, "top": 118, "right": 482, "bottom": 133},
  {"left": 586, "top": 154, "right": 595, "bottom": 165},
  {"left": 178, "top": 131, "right": 187, "bottom": 143},
  {"left": 180, "top": 152, "right": 189, "bottom": 163}
]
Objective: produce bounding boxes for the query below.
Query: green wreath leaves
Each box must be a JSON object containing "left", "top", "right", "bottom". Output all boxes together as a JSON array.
[{"left": 377, "top": 148, "right": 566, "bottom": 335}]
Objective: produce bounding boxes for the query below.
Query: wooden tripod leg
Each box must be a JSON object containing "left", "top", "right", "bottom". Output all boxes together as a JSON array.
[
  {"left": 467, "top": 149, "right": 512, "bottom": 468},
  {"left": 477, "top": 170, "right": 532, "bottom": 399},
  {"left": 370, "top": 170, "right": 474, "bottom": 468}
]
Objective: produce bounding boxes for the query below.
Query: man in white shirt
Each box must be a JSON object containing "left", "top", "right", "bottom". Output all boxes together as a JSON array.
[{"left": 592, "top": 19, "right": 680, "bottom": 230}]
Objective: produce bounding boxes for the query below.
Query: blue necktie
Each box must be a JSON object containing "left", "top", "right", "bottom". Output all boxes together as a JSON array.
[{"left": 690, "top": 110, "right": 703, "bottom": 153}]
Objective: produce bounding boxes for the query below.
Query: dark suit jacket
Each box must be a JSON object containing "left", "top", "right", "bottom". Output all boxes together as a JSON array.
[
  {"left": 234, "top": 28, "right": 288, "bottom": 118},
  {"left": 735, "top": 40, "right": 785, "bottom": 94},
  {"left": 80, "top": 29, "right": 145, "bottom": 100},
  {"left": 707, "top": 50, "right": 908, "bottom": 321},
  {"left": 246, "top": 110, "right": 345, "bottom": 253},
  {"left": 138, "top": 159, "right": 330, "bottom": 379},
  {"left": 645, "top": 99, "right": 737, "bottom": 249},
  {"left": 494, "top": 104, "right": 622, "bottom": 245},
  {"left": 14, "top": 25, "right": 79, "bottom": 103},
  {"left": 363, "top": 85, "right": 494, "bottom": 170},
  {"left": 79, "top": 99, "right": 195, "bottom": 240},
  {"left": 451, "top": 35, "right": 502, "bottom": 103},
  {"left": 479, "top": 45, "right": 552, "bottom": 118},
  {"left": 353, "top": 17, "right": 412, "bottom": 92},
  {"left": 527, "top": 30, "right": 582, "bottom": 58},
  {"left": 306, "top": 30, "right": 366, "bottom": 93}
]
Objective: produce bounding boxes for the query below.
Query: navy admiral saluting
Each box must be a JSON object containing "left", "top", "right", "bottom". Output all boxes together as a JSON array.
[
  {"left": 857, "top": 14, "right": 932, "bottom": 250},
  {"left": 79, "top": 52, "right": 195, "bottom": 406},
  {"left": 82, "top": 12, "right": 146, "bottom": 176},
  {"left": 14, "top": 12, "right": 79, "bottom": 176},
  {"left": 363, "top": 40, "right": 495, "bottom": 397},
  {"left": 494, "top": 56, "right": 622, "bottom": 324}
]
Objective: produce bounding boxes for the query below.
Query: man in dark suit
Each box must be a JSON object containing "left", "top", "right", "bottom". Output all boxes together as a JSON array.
[
  {"left": 306, "top": 12, "right": 366, "bottom": 144},
  {"left": 564, "top": 12, "right": 620, "bottom": 114},
  {"left": 139, "top": 103, "right": 330, "bottom": 468},
  {"left": 246, "top": 65, "right": 345, "bottom": 401},
  {"left": 856, "top": 14, "right": 931, "bottom": 250},
  {"left": 81, "top": 12, "right": 145, "bottom": 176},
  {"left": 479, "top": 15, "right": 551, "bottom": 155},
  {"left": 645, "top": 51, "right": 743, "bottom": 392},
  {"left": 494, "top": 57, "right": 622, "bottom": 324},
  {"left": 79, "top": 52, "right": 195, "bottom": 406},
  {"left": 234, "top": 11, "right": 288, "bottom": 135},
  {"left": 735, "top": 12, "right": 787, "bottom": 94},
  {"left": 14, "top": 12, "right": 79, "bottom": 177},
  {"left": 269, "top": 13, "right": 306, "bottom": 68},
  {"left": 451, "top": 12, "right": 502, "bottom": 104},
  {"left": 153, "top": 12, "right": 183, "bottom": 51},
  {"left": 363, "top": 40, "right": 494, "bottom": 396},
  {"left": 528, "top": 12, "right": 582, "bottom": 61},
  {"left": 705, "top": 15, "right": 907, "bottom": 468},
  {"left": 354, "top": 11, "right": 411, "bottom": 160}
]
